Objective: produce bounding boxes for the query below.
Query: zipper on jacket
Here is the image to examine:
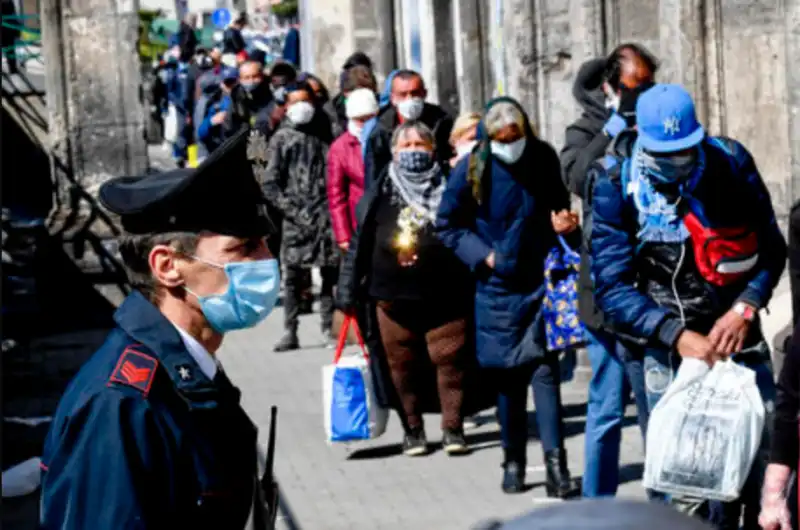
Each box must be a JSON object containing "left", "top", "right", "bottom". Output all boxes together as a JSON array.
[{"left": 672, "top": 240, "right": 687, "bottom": 326}]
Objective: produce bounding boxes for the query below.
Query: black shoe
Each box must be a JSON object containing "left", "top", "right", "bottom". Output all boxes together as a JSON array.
[
  {"left": 544, "top": 448, "right": 581, "bottom": 499},
  {"left": 273, "top": 331, "right": 299, "bottom": 352},
  {"left": 402, "top": 428, "right": 428, "bottom": 457},
  {"left": 502, "top": 461, "right": 525, "bottom": 494},
  {"left": 442, "top": 429, "right": 469, "bottom": 455}
]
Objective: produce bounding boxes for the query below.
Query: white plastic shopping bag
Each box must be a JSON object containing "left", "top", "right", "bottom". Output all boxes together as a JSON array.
[
  {"left": 322, "top": 315, "right": 388, "bottom": 443},
  {"left": 163, "top": 104, "right": 178, "bottom": 144},
  {"left": 643, "top": 358, "right": 765, "bottom": 501}
]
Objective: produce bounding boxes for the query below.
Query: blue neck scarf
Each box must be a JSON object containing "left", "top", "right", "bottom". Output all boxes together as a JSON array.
[{"left": 626, "top": 139, "right": 705, "bottom": 243}]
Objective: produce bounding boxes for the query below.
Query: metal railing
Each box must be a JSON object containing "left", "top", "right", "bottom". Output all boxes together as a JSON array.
[{"left": 1, "top": 13, "right": 42, "bottom": 62}]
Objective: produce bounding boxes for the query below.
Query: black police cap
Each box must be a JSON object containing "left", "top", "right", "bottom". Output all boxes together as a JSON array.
[{"left": 98, "top": 127, "right": 275, "bottom": 238}]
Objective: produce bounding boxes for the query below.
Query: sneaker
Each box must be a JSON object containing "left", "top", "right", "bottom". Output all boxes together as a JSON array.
[
  {"left": 442, "top": 429, "right": 469, "bottom": 455},
  {"left": 402, "top": 429, "right": 428, "bottom": 457},
  {"left": 273, "top": 331, "right": 299, "bottom": 352}
]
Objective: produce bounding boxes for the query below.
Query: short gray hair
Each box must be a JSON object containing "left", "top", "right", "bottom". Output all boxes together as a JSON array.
[
  {"left": 391, "top": 121, "right": 436, "bottom": 151},
  {"left": 484, "top": 102, "right": 528, "bottom": 138},
  {"left": 119, "top": 232, "right": 198, "bottom": 302}
]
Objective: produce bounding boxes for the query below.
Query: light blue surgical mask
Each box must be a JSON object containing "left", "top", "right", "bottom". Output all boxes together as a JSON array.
[
  {"left": 186, "top": 257, "right": 280, "bottom": 333},
  {"left": 241, "top": 81, "right": 258, "bottom": 93}
]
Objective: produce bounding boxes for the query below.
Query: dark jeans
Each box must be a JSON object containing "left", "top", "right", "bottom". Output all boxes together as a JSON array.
[
  {"left": 582, "top": 329, "right": 649, "bottom": 497},
  {"left": 283, "top": 265, "right": 336, "bottom": 332},
  {"left": 496, "top": 356, "right": 564, "bottom": 465}
]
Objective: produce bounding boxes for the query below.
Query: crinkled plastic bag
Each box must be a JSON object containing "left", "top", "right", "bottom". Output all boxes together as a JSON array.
[{"left": 643, "top": 358, "right": 765, "bottom": 501}]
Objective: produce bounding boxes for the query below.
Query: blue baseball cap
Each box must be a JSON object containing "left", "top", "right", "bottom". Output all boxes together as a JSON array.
[
  {"left": 221, "top": 66, "right": 238, "bottom": 81},
  {"left": 636, "top": 84, "right": 705, "bottom": 153}
]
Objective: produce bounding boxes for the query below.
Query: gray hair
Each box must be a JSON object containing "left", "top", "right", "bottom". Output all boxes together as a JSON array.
[
  {"left": 484, "top": 102, "right": 529, "bottom": 138},
  {"left": 391, "top": 121, "right": 436, "bottom": 151},
  {"left": 118, "top": 232, "right": 198, "bottom": 302}
]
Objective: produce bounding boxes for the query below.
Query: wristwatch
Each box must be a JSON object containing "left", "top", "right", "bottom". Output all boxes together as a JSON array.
[{"left": 733, "top": 302, "right": 757, "bottom": 322}]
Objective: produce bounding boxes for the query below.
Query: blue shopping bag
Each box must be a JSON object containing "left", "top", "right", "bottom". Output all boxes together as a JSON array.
[
  {"left": 322, "top": 316, "right": 388, "bottom": 443},
  {"left": 543, "top": 236, "right": 587, "bottom": 354}
]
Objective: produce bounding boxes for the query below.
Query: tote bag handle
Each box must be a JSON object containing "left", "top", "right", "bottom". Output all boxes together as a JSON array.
[
  {"left": 333, "top": 314, "right": 369, "bottom": 364},
  {"left": 557, "top": 235, "right": 580, "bottom": 259}
]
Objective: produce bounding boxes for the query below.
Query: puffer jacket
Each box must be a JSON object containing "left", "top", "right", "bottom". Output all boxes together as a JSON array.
[
  {"left": 326, "top": 131, "right": 365, "bottom": 245},
  {"left": 591, "top": 136, "right": 787, "bottom": 348}
]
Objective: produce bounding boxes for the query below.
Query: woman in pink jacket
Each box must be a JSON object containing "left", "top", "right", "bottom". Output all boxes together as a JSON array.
[{"left": 327, "top": 89, "right": 379, "bottom": 251}]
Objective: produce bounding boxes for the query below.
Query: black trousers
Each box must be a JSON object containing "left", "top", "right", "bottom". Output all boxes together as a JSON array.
[{"left": 283, "top": 265, "right": 337, "bottom": 332}]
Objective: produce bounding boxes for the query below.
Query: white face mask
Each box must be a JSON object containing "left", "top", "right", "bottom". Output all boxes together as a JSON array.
[
  {"left": 456, "top": 140, "right": 477, "bottom": 159},
  {"left": 347, "top": 120, "right": 363, "bottom": 140},
  {"left": 396, "top": 97, "right": 424, "bottom": 121},
  {"left": 286, "top": 101, "right": 315, "bottom": 125},
  {"left": 491, "top": 138, "right": 527, "bottom": 164}
]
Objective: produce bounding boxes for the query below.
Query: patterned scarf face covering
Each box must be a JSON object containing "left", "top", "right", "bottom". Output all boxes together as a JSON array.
[{"left": 626, "top": 139, "right": 705, "bottom": 243}]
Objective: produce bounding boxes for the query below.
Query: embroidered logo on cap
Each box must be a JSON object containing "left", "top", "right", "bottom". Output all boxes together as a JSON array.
[
  {"left": 663, "top": 116, "right": 680, "bottom": 136},
  {"left": 108, "top": 347, "right": 158, "bottom": 396}
]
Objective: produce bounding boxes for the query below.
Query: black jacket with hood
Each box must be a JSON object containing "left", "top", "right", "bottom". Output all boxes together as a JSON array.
[{"left": 559, "top": 58, "right": 616, "bottom": 333}]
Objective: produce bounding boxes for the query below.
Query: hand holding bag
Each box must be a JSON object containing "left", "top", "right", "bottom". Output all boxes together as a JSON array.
[
  {"left": 322, "top": 315, "right": 388, "bottom": 443},
  {"left": 643, "top": 358, "right": 765, "bottom": 501}
]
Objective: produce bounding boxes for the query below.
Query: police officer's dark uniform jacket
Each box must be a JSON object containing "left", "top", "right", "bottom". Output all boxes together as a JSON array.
[{"left": 39, "top": 129, "right": 275, "bottom": 530}]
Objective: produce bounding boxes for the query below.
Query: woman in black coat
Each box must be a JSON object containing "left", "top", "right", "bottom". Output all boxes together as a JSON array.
[{"left": 337, "top": 121, "right": 487, "bottom": 456}]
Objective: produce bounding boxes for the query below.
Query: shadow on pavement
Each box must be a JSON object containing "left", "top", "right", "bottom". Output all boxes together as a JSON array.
[{"left": 2, "top": 90, "right": 126, "bottom": 528}]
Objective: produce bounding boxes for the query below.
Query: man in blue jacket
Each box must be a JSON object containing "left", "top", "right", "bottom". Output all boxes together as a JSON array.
[
  {"left": 590, "top": 84, "right": 786, "bottom": 527},
  {"left": 39, "top": 129, "right": 280, "bottom": 529}
]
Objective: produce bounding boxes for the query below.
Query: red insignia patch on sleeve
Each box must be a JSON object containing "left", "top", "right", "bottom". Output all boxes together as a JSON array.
[{"left": 108, "top": 347, "right": 158, "bottom": 397}]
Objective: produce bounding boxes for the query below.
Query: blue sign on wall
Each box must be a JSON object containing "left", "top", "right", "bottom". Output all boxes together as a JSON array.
[{"left": 212, "top": 8, "right": 231, "bottom": 29}]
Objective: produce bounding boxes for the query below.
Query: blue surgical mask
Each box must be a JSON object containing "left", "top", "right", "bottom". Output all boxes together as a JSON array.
[
  {"left": 241, "top": 81, "right": 258, "bottom": 93},
  {"left": 397, "top": 150, "right": 433, "bottom": 172},
  {"left": 186, "top": 257, "right": 280, "bottom": 333}
]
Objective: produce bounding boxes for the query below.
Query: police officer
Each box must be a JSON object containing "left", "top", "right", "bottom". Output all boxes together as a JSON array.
[{"left": 39, "top": 128, "right": 279, "bottom": 529}]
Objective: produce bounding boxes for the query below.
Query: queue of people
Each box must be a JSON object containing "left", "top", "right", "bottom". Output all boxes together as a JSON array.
[{"left": 37, "top": 34, "right": 795, "bottom": 529}]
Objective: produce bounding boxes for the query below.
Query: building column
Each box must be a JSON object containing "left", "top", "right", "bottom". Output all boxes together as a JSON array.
[
  {"left": 452, "top": 0, "right": 486, "bottom": 113},
  {"left": 786, "top": 0, "right": 800, "bottom": 206},
  {"left": 42, "top": 0, "right": 147, "bottom": 208},
  {"left": 658, "top": 0, "right": 708, "bottom": 121},
  {"left": 301, "top": 0, "right": 396, "bottom": 95},
  {"left": 502, "top": 0, "right": 539, "bottom": 120}
]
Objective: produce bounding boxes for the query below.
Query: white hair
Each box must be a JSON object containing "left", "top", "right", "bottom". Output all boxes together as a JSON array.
[{"left": 484, "top": 102, "right": 527, "bottom": 137}]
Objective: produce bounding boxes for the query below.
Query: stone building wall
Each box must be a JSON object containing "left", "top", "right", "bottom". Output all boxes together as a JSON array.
[{"left": 305, "top": 0, "right": 799, "bottom": 225}]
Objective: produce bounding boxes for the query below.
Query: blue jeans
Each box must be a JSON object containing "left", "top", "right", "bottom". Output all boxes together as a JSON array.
[
  {"left": 496, "top": 356, "right": 564, "bottom": 464},
  {"left": 582, "top": 329, "right": 649, "bottom": 497},
  {"left": 643, "top": 341, "right": 776, "bottom": 529}
]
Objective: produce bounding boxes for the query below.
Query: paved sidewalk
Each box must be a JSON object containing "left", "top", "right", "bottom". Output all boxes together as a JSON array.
[{"left": 220, "top": 307, "right": 648, "bottom": 530}]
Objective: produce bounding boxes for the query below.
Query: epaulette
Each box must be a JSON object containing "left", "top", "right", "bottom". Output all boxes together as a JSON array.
[{"left": 108, "top": 345, "right": 159, "bottom": 397}]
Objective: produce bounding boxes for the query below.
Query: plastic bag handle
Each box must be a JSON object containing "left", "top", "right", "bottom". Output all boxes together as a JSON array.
[
  {"left": 333, "top": 314, "right": 368, "bottom": 364},
  {"left": 557, "top": 235, "right": 580, "bottom": 259}
]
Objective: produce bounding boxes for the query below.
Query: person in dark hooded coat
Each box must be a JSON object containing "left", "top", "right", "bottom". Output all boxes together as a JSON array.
[
  {"left": 260, "top": 81, "right": 338, "bottom": 352},
  {"left": 558, "top": 44, "right": 658, "bottom": 498},
  {"left": 436, "top": 97, "right": 580, "bottom": 497}
]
